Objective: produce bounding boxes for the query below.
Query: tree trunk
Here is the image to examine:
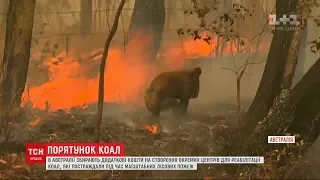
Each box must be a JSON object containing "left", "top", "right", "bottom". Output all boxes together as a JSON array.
[
  {"left": 126, "top": 0, "right": 165, "bottom": 62},
  {"left": 281, "top": 0, "right": 311, "bottom": 89},
  {"left": 243, "top": 0, "right": 297, "bottom": 127},
  {"left": 236, "top": 79, "right": 242, "bottom": 124},
  {"left": 286, "top": 57, "right": 320, "bottom": 145},
  {"left": 281, "top": 30, "right": 301, "bottom": 89},
  {"left": 80, "top": 0, "right": 92, "bottom": 35},
  {"left": 292, "top": 22, "right": 307, "bottom": 86},
  {"left": 219, "top": 0, "right": 232, "bottom": 56},
  {"left": 1, "top": 0, "right": 8, "bottom": 26},
  {"left": 242, "top": 57, "right": 320, "bottom": 155},
  {"left": 0, "top": 0, "right": 36, "bottom": 139},
  {"left": 95, "top": 0, "right": 126, "bottom": 143},
  {"left": 217, "top": 36, "right": 222, "bottom": 57},
  {"left": 165, "top": 0, "right": 173, "bottom": 31},
  {"left": 293, "top": 3, "right": 311, "bottom": 86}
]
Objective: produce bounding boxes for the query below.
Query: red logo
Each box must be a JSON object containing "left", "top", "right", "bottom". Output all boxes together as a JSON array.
[{"left": 25, "top": 143, "right": 46, "bottom": 164}]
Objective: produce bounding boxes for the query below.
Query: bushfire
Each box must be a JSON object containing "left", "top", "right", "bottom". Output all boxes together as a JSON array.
[
  {"left": 142, "top": 124, "right": 160, "bottom": 135},
  {"left": 21, "top": 34, "right": 269, "bottom": 112}
]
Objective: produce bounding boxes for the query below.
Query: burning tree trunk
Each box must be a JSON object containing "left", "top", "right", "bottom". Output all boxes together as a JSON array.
[
  {"left": 95, "top": 0, "right": 126, "bottom": 143},
  {"left": 127, "top": 0, "right": 165, "bottom": 62},
  {"left": 243, "top": 0, "right": 297, "bottom": 127},
  {"left": 242, "top": 57, "right": 320, "bottom": 155},
  {"left": 0, "top": 0, "right": 36, "bottom": 140},
  {"left": 281, "top": 0, "right": 311, "bottom": 89},
  {"left": 80, "top": 0, "right": 92, "bottom": 35}
]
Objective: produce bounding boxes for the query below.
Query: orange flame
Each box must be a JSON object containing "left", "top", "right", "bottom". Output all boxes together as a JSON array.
[
  {"left": 142, "top": 124, "right": 159, "bottom": 135},
  {"left": 21, "top": 32, "right": 269, "bottom": 112},
  {"left": 29, "top": 116, "right": 41, "bottom": 126}
]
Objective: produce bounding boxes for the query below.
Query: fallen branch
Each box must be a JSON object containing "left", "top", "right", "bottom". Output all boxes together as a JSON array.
[{"left": 86, "top": 51, "right": 103, "bottom": 60}]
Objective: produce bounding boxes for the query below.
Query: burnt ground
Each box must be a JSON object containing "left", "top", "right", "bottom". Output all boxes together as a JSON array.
[{"left": 0, "top": 101, "right": 318, "bottom": 179}]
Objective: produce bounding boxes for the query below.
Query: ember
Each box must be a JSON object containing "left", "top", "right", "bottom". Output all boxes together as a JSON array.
[
  {"left": 142, "top": 124, "right": 160, "bottom": 135},
  {"left": 29, "top": 116, "right": 41, "bottom": 126}
]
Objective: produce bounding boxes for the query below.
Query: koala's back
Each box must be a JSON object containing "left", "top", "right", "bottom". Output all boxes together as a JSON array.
[{"left": 149, "top": 70, "right": 191, "bottom": 98}]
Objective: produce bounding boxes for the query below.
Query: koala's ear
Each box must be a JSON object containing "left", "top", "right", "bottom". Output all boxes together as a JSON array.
[{"left": 191, "top": 67, "right": 202, "bottom": 77}]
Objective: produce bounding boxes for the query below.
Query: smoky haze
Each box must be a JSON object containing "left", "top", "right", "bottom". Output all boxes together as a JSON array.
[
  {"left": 0, "top": 0, "right": 318, "bottom": 107},
  {"left": 0, "top": 0, "right": 319, "bottom": 127}
]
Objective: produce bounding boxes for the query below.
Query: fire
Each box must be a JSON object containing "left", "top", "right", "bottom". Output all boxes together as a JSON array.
[
  {"left": 21, "top": 32, "right": 269, "bottom": 112},
  {"left": 29, "top": 116, "right": 41, "bottom": 126},
  {"left": 22, "top": 34, "right": 159, "bottom": 111},
  {"left": 142, "top": 124, "right": 160, "bottom": 135}
]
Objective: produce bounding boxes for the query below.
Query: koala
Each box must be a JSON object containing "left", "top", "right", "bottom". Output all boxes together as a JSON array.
[{"left": 144, "top": 67, "right": 202, "bottom": 117}]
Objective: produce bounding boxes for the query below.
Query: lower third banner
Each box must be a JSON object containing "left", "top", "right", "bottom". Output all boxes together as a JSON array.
[
  {"left": 25, "top": 143, "right": 264, "bottom": 171},
  {"left": 46, "top": 156, "right": 264, "bottom": 170}
]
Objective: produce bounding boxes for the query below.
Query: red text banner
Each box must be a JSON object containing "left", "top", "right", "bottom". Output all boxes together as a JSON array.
[{"left": 25, "top": 143, "right": 124, "bottom": 164}]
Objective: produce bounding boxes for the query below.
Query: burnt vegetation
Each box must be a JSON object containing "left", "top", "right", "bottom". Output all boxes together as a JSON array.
[{"left": 0, "top": 0, "right": 320, "bottom": 179}]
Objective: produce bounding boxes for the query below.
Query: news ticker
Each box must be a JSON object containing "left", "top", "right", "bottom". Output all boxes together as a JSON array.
[
  {"left": 25, "top": 143, "right": 264, "bottom": 171},
  {"left": 26, "top": 136, "right": 296, "bottom": 171},
  {"left": 46, "top": 156, "right": 264, "bottom": 170}
]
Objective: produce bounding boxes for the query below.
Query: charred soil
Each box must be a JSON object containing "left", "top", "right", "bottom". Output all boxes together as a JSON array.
[{"left": 0, "top": 101, "right": 314, "bottom": 179}]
